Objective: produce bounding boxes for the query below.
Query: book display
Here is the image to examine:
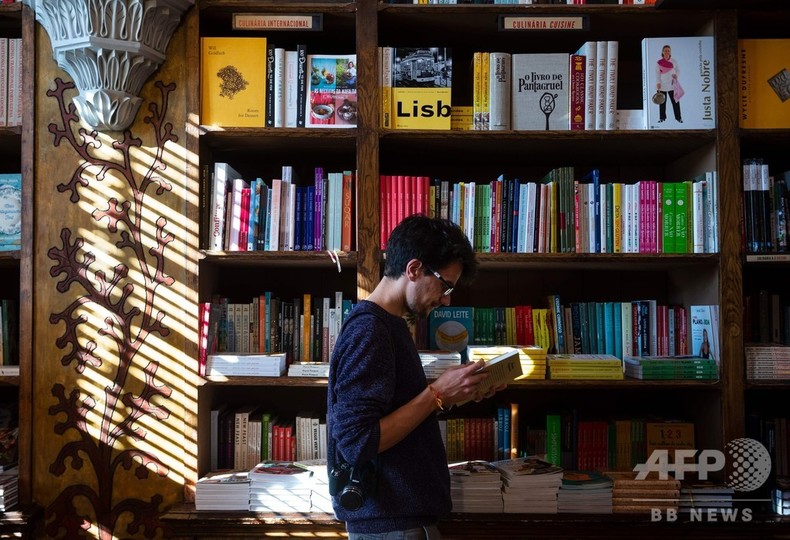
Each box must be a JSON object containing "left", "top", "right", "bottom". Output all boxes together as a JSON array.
[{"left": 165, "top": 1, "right": 790, "bottom": 538}]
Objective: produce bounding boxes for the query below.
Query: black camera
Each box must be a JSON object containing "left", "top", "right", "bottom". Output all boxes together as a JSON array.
[{"left": 329, "top": 460, "right": 376, "bottom": 511}]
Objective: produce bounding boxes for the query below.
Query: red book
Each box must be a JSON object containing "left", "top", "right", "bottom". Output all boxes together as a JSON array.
[
  {"left": 238, "top": 187, "right": 251, "bottom": 252},
  {"left": 342, "top": 170, "right": 354, "bottom": 252},
  {"left": 569, "top": 53, "right": 586, "bottom": 131},
  {"left": 380, "top": 174, "right": 390, "bottom": 250}
]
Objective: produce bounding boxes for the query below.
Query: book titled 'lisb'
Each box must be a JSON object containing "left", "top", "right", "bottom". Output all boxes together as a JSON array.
[
  {"left": 641, "top": 36, "right": 716, "bottom": 130},
  {"left": 201, "top": 37, "right": 267, "bottom": 127},
  {"left": 738, "top": 39, "right": 790, "bottom": 129},
  {"left": 392, "top": 47, "right": 452, "bottom": 130},
  {"left": 511, "top": 53, "right": 570, "bottom": 131}
]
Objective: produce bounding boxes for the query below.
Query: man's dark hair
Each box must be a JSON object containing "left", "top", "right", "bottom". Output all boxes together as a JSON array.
[{"left": 383, "top": 214, "right": 478, "bottom": 284}]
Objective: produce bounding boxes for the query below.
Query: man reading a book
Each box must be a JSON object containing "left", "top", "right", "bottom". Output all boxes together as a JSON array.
[{"left": 327, "top": 215, "right": 504, "bottom": 539}]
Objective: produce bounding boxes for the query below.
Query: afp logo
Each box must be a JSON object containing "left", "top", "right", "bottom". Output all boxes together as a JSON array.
[{"left": 634, "top": 437, "right": 771, "bottom": 492}]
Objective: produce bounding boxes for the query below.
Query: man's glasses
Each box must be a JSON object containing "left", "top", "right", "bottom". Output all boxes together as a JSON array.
[{"left": 423, "top": 264, "right": 455, "bottom": 297}]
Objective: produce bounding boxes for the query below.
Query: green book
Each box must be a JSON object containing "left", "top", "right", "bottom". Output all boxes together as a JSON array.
[
  {"left": 662, "top": 182, "right": 676, "bottom": 253},
  {"left": 675, "top": 181, "right": 689, "bottom": 254},
  {"left": 546, "top": 413, "right": 562, "bottom": 466}
]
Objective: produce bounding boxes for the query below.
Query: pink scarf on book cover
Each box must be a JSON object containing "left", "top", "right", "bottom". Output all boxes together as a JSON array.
[{"left": 658, "top": 58, "right": 674, "bottom": 73}]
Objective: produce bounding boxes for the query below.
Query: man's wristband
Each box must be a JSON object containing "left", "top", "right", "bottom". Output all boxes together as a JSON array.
[{"left": 428, "top": 384, "right": 445, "bottom": 412}]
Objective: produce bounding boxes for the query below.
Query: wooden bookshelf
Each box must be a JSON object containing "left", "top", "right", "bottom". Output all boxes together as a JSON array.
[{"left": 170, "top": 0, "right": 790, "bottom": 536}]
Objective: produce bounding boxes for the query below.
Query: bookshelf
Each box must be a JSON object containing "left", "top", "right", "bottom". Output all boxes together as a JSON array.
[
  {"left": 168, "top": 0, "right": 790, "bottom": 536},
  {"left": 0, "top": 1, "right": 32, "bottom": 512},
  {"left": 735, "top": 3, "right": 790, "bottom": 504}
]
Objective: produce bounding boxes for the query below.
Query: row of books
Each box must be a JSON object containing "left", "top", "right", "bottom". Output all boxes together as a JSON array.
[
  {"left": 449, "top": 459, "right": 732, "bottom": 515},
  {"left": 196, "top": 460, "right": 331, "bottom": 513},
  {"left": 742, "top": 160, "right": 790, "bottom": 255},
  {"left": 420, "top": 302, "right": 718, "bottom": 363},
  {"left": 0, "top": 38, "right": 22, "bottom": 128},
  {"left": 0, "top": 173, "right": 21, "bottom": 252},
  {"left": 744, "top": 289, "right": 790, "bottom": 348},
  {"left": 198, "top": 292, "right": 354, "bottom": 376},
  {"left": 210, "top": 406, "right": 327, "bottom": 471},
  {"left": 201, "top": 37, "right": 357, "bottom": 129},
  {"left": 207, "top": 163, "right": 355, "bottom": 253},
  {"left": 379, "top": 168, "right": 719, "bottom": 255}
]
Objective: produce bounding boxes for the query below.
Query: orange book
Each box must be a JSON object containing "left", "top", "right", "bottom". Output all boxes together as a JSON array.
[{"left": 738, "top": 39, "right": 790, "bottom": 128}]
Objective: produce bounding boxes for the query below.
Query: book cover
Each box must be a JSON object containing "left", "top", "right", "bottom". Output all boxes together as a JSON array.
[
  {"left": 738, "top": 39, "right": 790, "bottom": 129},
  {"left": 392, "top": 47, "right": 452, "bottom": 130},
  {"left": 429, "top": 307, "right": 474, "bottom": 353},
  {"left": 489, "top": 52, "right": 512, "bottom": 130},
  {"left": 0, "top": 173, "right": 21, "bottom": 251},
  {"left": 690, "top": 304, "right": 719, "bottom": 364},
  {"left": 305, "top": 54, "right": 358, "bottom": 128},
  {"left": 457, "top": 349, "right": 522, "bottom": 406},
  {"left": 511, "top": 53, "right": 570, "bottom": 131},
  {"left": 201, "top": 37, "right": 267, "bottom": 128},
  {"left": 641, "top": 36, "right": 716, "bottom": 130}
]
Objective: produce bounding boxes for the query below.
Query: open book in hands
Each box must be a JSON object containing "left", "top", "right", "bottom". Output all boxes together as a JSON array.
[{"left": 457, "top": 349, "right": 522, "bottom": 406}]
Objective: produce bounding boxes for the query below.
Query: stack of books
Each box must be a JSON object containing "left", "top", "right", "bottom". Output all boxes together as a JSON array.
[
  {"left": 608, "top": 471, "right": 680, "bottom": 514},
  {"left": 547, "top": 354, "right": 623, "bottom": 380},
  {"left": 448, "top": 460, "right": 503, "bottom": 513},
  {"left": 0, "top": 466, "right": 17, "bottom": 511},
  {"left": 624, "top": 356, "right": 718, "bottom": 380},
  {"left": 493, "top": 457, "right": 563, "bottom": 514},
  {"left": 248, "top": 461, "right": 313, "bottom": 513},
  {"left": 773, "top": 477, "right": 790, "bottom": 516},
  {"left": 679, "top": 482, "right": 734, "bottom": 513},
  {"left": 205, "top": 352, "right": 287, "bottom": 378},
  {"left": 744, "top": 344, "right": 790, "bottom": 381},
  {"left": 295, "top": 458, "right": 334, "bottom": 513},
  {"left": 467, "top": 345, "right": 548, "bottom": 380},
  {"left": 288, "top": 362, "right": 330, "bottom": 378},
  {"left": 557, "top": 471, "right": 613, "bottom": 514},
  {"left": 195, "top": 470, "right": 250, "bottom": 511},
  {"left": 419, "top": 350, "right": 463, "bottom": 379}
]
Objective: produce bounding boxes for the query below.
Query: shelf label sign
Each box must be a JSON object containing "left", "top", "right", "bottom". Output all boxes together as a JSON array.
[
  {"left": 499, "top": 15, "right": 588, "bottom": 31},
  {"left": 233, "top": 13, "right": 323, "bottom": 31}
]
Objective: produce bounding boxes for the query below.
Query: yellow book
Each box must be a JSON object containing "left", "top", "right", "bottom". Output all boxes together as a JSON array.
[
  {"left": 451, "top": 106, "right": 473, "bottom": 130},
  {"left": 613, "top": 182, "right": 622, "bottom": 253},
  {"left": 472, "top": 51, "right": 482, "bottom": 130},
  {"left": 201, "top": 37, "right": 267, "bottom": 127},
  {"left": 392, "top": 47, "right": 452, "bottom": 130},
  {"left": 481, "top": 51, "right": 490, "bottom": 130},
  {"left": 738, "top": 39, "right": 790, "bottom": 129},
  {"left": 302, "top": 293, "right": 311, "bottom": 362}
]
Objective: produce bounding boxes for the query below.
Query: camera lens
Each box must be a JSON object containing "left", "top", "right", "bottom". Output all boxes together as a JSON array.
[{"left": 339, "top": 485, "right": 365, "bottom": 511}]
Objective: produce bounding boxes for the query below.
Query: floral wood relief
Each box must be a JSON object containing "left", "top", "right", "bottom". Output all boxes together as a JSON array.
[{"left": 44, "top": 77, "right": 177, "bottom": 539}]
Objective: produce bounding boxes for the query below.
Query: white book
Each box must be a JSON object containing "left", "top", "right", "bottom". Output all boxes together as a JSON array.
[
  {"left": 599, "top": 183, "right": 607, "bottom": 253},
  {"left": 692, "top": 179, "right": 705, "bottom": 253},
  {"left": 0, "top": 38, "right": 7, "bottom": 127},
  {"left": 642, "top": 36, "right": 716, "bottom": 130},
  {"left": 525, "top": 182, "right": 537, "bottom": 253},
  {"left": 228, "top": 178, "right": 249, "bottom": 251},
  {"left": 269, "top": 179, "right": 282, "bottom": 251},
  {"left": 594, "top": 41, "right": 607, "bottom": 130},
  {"left": 7, "top": 39, "right": 20, "bottom": 127},
  {"left": 209, "top": 163, "right": 242, "bottom": 250},
  {"left": 274, "top": 47, "right": 286, "bottom": 128},
  {"left": 517, "top": 183, "right": 528, "bottom": 252},
  {"left": 206, "top": 353, "right": 287, "bottom": 377},
  {"left": 511, "top": 53, "right": 570, "bottom": 131},
  {"left": 489, "top": 52, "right": 511, "bottom": 130},
  {"left": 284, "top": 49, "right": 298, "bottom": 128},
  {"left": 604, "top": 40, "right": 619, "bottom": 130},
  {"left": 575, "top": 41, "right": 597, "bottom": 131}
]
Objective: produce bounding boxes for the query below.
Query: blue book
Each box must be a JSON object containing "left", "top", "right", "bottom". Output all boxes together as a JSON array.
[
  {"left": 0, "top": 173, "right": 21, "bottom": 251},
  {"left": 613, "top": 301, "right": 623, "bottom": 360}
]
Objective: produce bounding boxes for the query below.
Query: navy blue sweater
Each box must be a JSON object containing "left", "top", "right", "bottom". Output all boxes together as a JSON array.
[{"left": 327, "top": 301, "right": 451, "bottom": 533}]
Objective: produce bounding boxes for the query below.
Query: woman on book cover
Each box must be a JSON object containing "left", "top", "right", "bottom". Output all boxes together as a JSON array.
[
  {"left": 698, "top": 327, "right": 715, "bottom": 361},
  {"left": 655, "top": 44, "right": 683, "bottom": 124},
  {"left": 327, "top": 215, "right": 506, "bottom": 539}
]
